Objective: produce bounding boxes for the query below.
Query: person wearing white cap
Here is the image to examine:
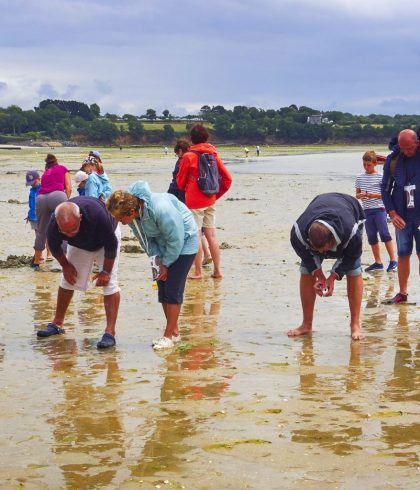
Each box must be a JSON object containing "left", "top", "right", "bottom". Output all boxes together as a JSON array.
[{"left": 74, "top": 170, "right": 88, "bottom": 196}]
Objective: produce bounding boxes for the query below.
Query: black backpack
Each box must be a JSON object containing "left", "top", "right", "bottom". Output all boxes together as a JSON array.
[{"left": 189, "top": 150, "right": 221, "bottom": 196}]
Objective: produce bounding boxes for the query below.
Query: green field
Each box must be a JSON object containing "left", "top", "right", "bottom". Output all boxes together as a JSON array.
[{"left": 115, "top": 120, "right": 193, "bottom": 132}]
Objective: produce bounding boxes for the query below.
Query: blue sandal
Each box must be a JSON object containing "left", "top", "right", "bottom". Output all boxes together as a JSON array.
[
  {"left": 97, "top": 332, "right": 116, "bottom": 349},
  {"left": 37, "top": 323, "right": 65, "bottom": 337}
]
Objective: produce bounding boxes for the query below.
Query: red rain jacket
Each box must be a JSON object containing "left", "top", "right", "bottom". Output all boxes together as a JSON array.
[{"left": 176, "top": 143, "right": 232, "bottom": 209}]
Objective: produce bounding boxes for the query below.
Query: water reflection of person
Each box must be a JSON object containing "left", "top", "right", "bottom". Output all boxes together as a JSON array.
[
  {"left": 44, "top": 342, "right": 125, "bottom": 488},
  {"left": 292, "top": 338, "right": 366, "bottom": 455},
  {"left": 31, "top": 279, "right": 125, "bottom": 488},
  {"left": 131, "top": 279, "right": 231, "bottom": 478},
  {"left": 380, "top": 308, "right": 420, "bottom": 464},
  {"left": 383, "top": 308, "right": 419, "bottom": 403}
]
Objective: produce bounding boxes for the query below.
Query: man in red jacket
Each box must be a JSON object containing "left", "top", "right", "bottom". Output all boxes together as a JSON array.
[{"left": 176, "top": 124, "right": 232, "bottom": 279}]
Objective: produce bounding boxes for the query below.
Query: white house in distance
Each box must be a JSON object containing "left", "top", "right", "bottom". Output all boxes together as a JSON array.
[{"left": 307, "top": 113, "right": 333, "bottom": 125}]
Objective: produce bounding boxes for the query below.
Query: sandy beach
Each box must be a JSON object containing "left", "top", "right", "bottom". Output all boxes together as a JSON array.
[{"left": 0, "top": 146, "right": 419, "bottom": 489}]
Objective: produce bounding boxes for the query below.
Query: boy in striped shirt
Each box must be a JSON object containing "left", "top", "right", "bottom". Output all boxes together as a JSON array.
[{"left": 355, "top": 151, "right": 397, "bottom": 272}]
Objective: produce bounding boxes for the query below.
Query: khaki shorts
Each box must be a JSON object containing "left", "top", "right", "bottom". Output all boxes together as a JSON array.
[
  {"left": 60, "top": 224, "right": 121, "bottom": 295},
  {"left": 191, "top": 205, "right": 216, "bottom": 229}
]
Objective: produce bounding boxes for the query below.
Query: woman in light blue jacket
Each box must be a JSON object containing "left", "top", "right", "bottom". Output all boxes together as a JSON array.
[{"left": 107, "top": 181, "right": 198, "bottom": 349}]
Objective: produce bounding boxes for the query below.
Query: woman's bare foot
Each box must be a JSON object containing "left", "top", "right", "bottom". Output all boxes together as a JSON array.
[
  {"left": 188, "top": 273, "right": 202, "bottom": 280},
  {"left": 211, "top": 273, "right": 222, "bottom": 279},
  {"left": 351, "top": 327, "right": 365, "bottom": 340},
  {"left": 287, "top": 325, "right": 312, "bottom": 337}
]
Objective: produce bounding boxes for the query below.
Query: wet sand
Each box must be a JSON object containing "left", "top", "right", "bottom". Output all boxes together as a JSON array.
[{"left": 0, "top": 147, "right": 419, "bottom": 489}]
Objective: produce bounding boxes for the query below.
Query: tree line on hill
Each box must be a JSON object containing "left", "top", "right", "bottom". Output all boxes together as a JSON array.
[{"left": 1, "top": 99, "right": 419, "bottom": 145}]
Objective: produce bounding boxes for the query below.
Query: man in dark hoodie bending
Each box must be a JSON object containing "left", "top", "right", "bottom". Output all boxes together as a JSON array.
[{"left": 289, "top": 193, "right": 365, "bottom": 340}]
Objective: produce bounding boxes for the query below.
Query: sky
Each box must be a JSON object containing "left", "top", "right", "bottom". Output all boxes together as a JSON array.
[{"left": 1, "top": 0, "right": 420, "bottom": 117}]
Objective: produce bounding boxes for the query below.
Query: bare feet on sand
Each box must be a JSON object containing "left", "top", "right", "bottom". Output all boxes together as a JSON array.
[
  {"left": 287, "top": 325, "right": 312, "bottom": 337},
  {"left": 211, "top": 273, "right": 222, "bottom": 279},
  {"left": 188, "top": 273, "right": 202, "bottom": 280},
  {"left": 351, "top": 328, "right": 365, "bottom": 341}
]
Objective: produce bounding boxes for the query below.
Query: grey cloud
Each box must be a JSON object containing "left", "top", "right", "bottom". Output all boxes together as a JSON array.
[
  {"left": 94, "top": 80, "right": 112, "bottom": 95},
  {"left": 0, "top": 81, "right": 7, "bottom": 94},
  {"left": 38, "top": 83, "right": 59, "bottom": 99},
  {"left": 62, "top": 84, "right": 79, "bottom": 99}
]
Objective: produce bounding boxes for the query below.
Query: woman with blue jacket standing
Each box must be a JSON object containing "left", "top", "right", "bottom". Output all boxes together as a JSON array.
[{"left": 107, "top": 181, "right": 198, "bottom": 349}]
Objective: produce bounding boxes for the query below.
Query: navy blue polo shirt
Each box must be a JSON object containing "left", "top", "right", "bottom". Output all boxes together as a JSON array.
[{"left": 47, "top": 196, "right": 118, "bottom": 259}]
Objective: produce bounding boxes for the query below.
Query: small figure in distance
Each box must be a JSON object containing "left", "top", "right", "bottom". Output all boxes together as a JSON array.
[
  {"left": 355, "top": 150, "right": 397, "bottom": 273},
  {"left": 256, "top": 145, "right": 260, "bottom": 156},
  {"left": 244, "top": 147, "right": 249, "bottom": 158},
  {"left": 289, "top": 192, "right": 365, "bottom": 340}
]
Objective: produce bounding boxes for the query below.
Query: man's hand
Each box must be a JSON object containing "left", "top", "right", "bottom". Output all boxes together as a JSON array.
[
  {"left": 314, "top": 272, "right": 337, "bottom": 297},
  {"left": 313, "top": 269, "right": 327, "bottom": 296},
  {"left": 92, "top": 270, "right": 111, "bottom": 287},
  {"left": 324, "top": 273, "right": 338, "bottom": 296},
  {"left": 62, "top": 262, "right": 78, "bottom": 285},
  {"left": 389, "top": 211, "right": 406, "bottom": 230}
]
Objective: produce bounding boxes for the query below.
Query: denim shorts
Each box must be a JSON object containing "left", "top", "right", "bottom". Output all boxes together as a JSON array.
[
  {"left": 300, "top": 257, "right": 362, "bottom": 277},
  {"left": 395, "top": 222, "right": 420, "bottom": 256}
]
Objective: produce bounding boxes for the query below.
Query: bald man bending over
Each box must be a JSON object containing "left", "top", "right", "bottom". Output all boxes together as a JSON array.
[
  {"left": 381, "top": 129, "right": 420, "bottom": 304},
  {"left": 36, "top": 197, "right": 121, "bottom": 348}
]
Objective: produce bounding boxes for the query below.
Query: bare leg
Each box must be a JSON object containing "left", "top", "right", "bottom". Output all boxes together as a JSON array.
[
  {"left": 33, "top": 249, "right": 42, "bottom": 266},
  {"left": 347, "top": 274, "right": 364, "bottom": 340},
  {"left": 384, "top": 239, "right": 396, "bottom": 261},
  {"left": 46, "top": 241, "right": 53, "bottom": 260},
  {"left": 52, "top": 287, "right": 74, "bottom": 326},
  {"left": 203, "top": 227, "right": 222, "bottom": 278},
  {"left": 370, "top": 243, "right": 382, "bottom": 264},
  {"left": 189, "top": 230, "right": 203, "bottom": 279},
  {"left": 287, "top": 274, "right": 316, "bottom": 336},
  {"left": 397, "top": 255, "right": 410, "bottom": 295},
  {"left": 103, "top": 292, "right": 120, "bottom": 336},
  {"left": 202, "top": 235, "right": 211, "bottom": 261},
  {"left": 163, "top": 303, "right": 182, "bottom": 338}
]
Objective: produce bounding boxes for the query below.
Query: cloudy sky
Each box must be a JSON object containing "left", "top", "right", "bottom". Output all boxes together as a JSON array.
[{"left": 1, "top": 0, "right": 420, "bottom": 117}]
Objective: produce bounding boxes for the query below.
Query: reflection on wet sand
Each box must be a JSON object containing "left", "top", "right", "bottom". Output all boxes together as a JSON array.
[
  {"left": 380, "top": 307, "right": 420, "bottom": 466},
  {"left": 131, "top": 280, "right": 232, "bottom": 478},
  {"left": 292, "top": 337, "right": 377, "bottom": 455},
  {"left": 32, "top": 281, "right": 125, "bottom": 489},
  {"left": 36, "top": 339, "right": 125, "bottom": 488}
]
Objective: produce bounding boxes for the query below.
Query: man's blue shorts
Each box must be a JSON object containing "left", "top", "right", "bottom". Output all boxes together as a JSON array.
[
  {"left": 300, "top": 257, "right": 362, "bottom": 277},
  {"left": 396, "top": 222, "right": 420, "bottom": 256}
]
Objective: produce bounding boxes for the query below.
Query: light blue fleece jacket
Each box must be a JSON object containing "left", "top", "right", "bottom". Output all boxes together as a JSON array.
[
  {"left": 85, "top": 172, "right": 112, "bottom": 200},
  {"left": 127, "top": 181, "right": 198, "bottom": 266}
]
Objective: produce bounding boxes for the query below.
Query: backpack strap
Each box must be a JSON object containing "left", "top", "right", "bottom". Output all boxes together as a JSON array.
[{"left": 389, "top": 153, "right": 399, "bottom": 178}]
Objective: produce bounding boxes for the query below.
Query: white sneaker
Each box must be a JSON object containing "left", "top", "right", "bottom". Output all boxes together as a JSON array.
[
  {"left": 152, "top": 336, "right": 174, "bottom": 350},
  {"left": 172, "top": 335, "right": 181, "bottom": 344}
]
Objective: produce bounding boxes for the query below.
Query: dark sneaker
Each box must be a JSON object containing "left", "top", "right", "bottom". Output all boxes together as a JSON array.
[
  {"left": 365, "top": 262, "right": 384, "bottom": 272},
  {"left": 97, "top": 332, "right": 116, "bottom": 349},
  {"left": 37, "top": 322, "right": 65, "bottom": 337},
  {"left": 383, "top": 293, "right": 408, "bottom": 305},
  {"left": 386, "top": 260, "right": 398, "bottom": 272}
]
